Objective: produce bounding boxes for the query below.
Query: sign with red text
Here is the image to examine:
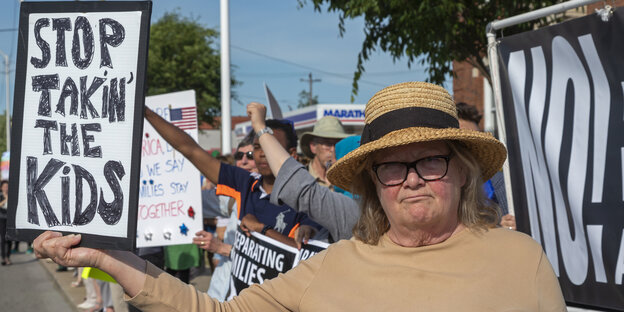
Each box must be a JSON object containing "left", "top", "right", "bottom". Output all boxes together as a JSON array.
[
  {"left": 497, "top": 10, "right": 624, "bottom": 310},
  {"left": 7, "top": 1, "right": 151, "bottom": 250},
  {"left": 137, "top": 90, "right": 202, "bottom": 247}
]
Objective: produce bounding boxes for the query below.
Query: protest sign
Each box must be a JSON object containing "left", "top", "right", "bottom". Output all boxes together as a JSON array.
[
  {"left": 227, "top": 225, "right": 328, "bottom": 298},
  {"left": 137, "top": 90, "right": 203, "bottom": 247},
  {"left": 497, "top": 10, "right": 624, "bottom": 310},
  {"left": 7, "top": 1, "right": 151, "bottom": 250}
]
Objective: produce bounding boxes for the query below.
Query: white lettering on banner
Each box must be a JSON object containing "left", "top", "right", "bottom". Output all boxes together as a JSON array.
[
  {"left": 578, "top": 34, "right": 610, "bottom": 204},
  {"left": 506, "top": 34, "right": 614, "bottom": 285},
  {"left": 587, "top": 225, "right": 607, "bottom": 283},
  {"left": 508, "top": 49, "right": 559, "bottom": 273},
  {"left": 233, "top": 230, "right": 285, "bottom": 271},
  {"left": 616, "top": 229, "right": 624, "bottom": 284},
  {"left": 548, "top": 36, "right": 590, "bottom": 285},
  {"left": 622, "top": 148, "right": 624, "bottom": 202}
]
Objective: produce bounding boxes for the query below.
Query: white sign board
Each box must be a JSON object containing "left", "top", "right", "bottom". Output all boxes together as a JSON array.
[
  {"left": 137, "top": 90, "right": 203, "bottom": 247},
  {"left": 8, "top": 1, "right": 151, "bottom": 250}
]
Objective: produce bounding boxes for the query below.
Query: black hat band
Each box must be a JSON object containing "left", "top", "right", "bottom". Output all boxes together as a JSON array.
[{"left": 360, "top": 107, "right": 459, "bottom": 145}]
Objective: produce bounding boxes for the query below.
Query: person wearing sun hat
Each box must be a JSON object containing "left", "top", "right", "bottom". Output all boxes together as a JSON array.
[
  {"left": 299, "top": 116, "right": 349, "bottom": 188},
  {"left": 33, "top": 82, "right": 565, "bottom": 311}
]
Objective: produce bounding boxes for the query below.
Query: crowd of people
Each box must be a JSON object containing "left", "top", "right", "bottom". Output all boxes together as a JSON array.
[{"left": 32, "top": 81, "right": 565, "bottom": 310}]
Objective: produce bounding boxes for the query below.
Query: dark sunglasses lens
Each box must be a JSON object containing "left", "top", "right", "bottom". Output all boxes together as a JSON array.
[{"left": 234, "top": 151, "right": 253, "bottom": 160}]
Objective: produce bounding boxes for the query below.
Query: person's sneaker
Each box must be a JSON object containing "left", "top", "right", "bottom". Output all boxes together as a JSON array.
[
  {"left": 56, "top": 265, "right": 68, "bottom": 272},
  {"left": 77, "top": 300, "right": 98, "bottom": 310},
  {"left": 26, "top": 247, "right": 33, "bottom": 254}
]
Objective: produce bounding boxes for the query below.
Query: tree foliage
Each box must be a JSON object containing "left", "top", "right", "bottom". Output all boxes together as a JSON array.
[
  {"left": 0, "top": 113, "right": 7, "bottom": 153},
  {"left": 302, "top": 0, "right": 566, "bottom": 96},
  {"left": 147, "top": 12, "right": 239, "bottom": 125},
  {"left": 298, "top": 89, "right": 319, "bottom": 108}
]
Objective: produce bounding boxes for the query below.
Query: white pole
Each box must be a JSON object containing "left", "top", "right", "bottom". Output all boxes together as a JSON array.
[
  {"left": 483, "top": 78, "right": 494, "bottom": 134},
  {"left": 486, "top": 32, "right": 514, "bottom": 216},
  {"left": 220, "top": 0, "right": 232, "bottom": 154}
]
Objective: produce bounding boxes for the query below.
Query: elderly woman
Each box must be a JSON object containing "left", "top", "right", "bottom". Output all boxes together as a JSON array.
[{"left": 34, "top": 82, "right": 565, "bottom": 310}]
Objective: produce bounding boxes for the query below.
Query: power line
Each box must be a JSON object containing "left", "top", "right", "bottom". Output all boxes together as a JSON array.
[
  {"left": 0, "top": 28, "right": 17, "bottom": 32},
  {"left": 231, "top": 44, "right": 386, "bottom": 87}
]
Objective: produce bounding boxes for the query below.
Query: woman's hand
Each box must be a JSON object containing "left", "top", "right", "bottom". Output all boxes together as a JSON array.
[
  {"left": 500, "top": 214, "right": 516, "bottom": 231},
  {"left": 247, "top": 102, "right": 267, "bottom": 133},
  {"left": 33, "top": 231, "right": 104, "bottom": 268}
]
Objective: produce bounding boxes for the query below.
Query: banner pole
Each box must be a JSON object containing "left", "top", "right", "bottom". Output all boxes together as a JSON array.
[
  {"left": 486, "top": 32, "right": 514, "bottom": 216},
  {"left": 488, "top": 0, "right": 602, "bottom": 32}
]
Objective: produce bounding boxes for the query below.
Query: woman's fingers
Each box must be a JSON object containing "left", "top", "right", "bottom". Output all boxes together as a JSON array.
[{"left": 33, "top": 231, "right": 62, "bottom": 259}]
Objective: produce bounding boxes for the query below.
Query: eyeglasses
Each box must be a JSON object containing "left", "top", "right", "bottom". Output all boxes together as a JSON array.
[
  {"left": 234, "top": 151, "right": 254, "bottom": 161},
  {"left": 372, "top": 155, "right": 451, "bottom": 186}
]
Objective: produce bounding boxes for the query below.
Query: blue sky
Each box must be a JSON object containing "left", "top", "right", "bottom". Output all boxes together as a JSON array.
[{"left": 0, "top": 0, "right": 450, "bottom": 117}]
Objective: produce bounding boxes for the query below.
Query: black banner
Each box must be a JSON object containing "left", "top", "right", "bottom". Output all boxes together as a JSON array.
[
  {"left": 227, "top": 226, "right": 328, "bottom": 299},
  {"left": 497, "top": 9, "right": 624, "bottom": 310}
]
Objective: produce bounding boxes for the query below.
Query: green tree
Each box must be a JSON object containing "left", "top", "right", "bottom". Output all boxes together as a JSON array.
[
  {"left": 298, "top": 89, "right": 319, "bottom": 108},
  {"left": 0, "top": 113, "right": 7, "bottom": 154},
  {"left": 147, "top": 12, "right": 239, "bottom": 125},
  {"left": 302, "top": 0, "right": 566, "bottom": 97}
]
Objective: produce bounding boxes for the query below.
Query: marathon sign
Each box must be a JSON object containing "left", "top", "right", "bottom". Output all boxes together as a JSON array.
[
  {"left": 497, "top": 9, "right": 624, "bottom": 310},
  {"left": 322, "top": 107, "right": 365, "bottom": 120},
  {"left": 7, "top": 1, "right": 151, "bottom": 250},
  {"left": 227, "top": 226, "right": 328, "bottom": 298}
]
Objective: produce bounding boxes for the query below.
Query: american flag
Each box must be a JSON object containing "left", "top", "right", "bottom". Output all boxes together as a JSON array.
[{"left": 169, "top": 106, "right": 197, "bottom": 130}]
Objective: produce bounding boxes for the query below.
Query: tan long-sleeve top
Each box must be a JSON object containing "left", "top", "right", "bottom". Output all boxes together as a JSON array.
[{"left": 128, "top": 227, "right": 565, "bottom": 311}]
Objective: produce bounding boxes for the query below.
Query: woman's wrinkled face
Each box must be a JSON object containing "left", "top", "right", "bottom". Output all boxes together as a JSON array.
[{"left": 372, "top": 141, "right": 465, "bottom": 233}]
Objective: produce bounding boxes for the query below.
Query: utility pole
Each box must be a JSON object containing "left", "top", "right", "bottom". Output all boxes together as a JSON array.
[
  {"left": 300, "top": 72, "right": 321, "bottom": 106},
  {"left": 220, "top": 0, "right": 231, "bottom": 154}
]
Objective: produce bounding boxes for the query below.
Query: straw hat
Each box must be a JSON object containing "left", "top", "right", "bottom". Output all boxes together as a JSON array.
[
  {"left": 300, "top": 116, "right": 350, "bottom": 158},
  {"left": 326, "top": 82, "right": 507, "bottom": 191}
]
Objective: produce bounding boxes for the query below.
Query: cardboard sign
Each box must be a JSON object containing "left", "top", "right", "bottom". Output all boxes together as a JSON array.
[
  {"left": 7, "top": 1, "right": 151, "bottom": 250},
  {"left": 227, "top": 225, "right": 329, "bottom": 298},
  {"left": 137, "top": 90, "right": 203, "bottom": 247}
]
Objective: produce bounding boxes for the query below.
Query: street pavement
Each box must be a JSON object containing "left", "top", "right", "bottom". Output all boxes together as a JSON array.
[
  {"left": 1, "top": 244, "right": 213, "bottom": 312},
  {"left": 0, "top": 244, "right": 75, "bottom": 312}
]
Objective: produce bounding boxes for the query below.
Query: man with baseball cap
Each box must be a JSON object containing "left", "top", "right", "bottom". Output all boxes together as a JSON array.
[{"left": 300, "top": 116, "right": 349, "bottom": 188}]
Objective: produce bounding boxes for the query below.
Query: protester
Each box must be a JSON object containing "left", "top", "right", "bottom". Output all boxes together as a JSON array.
[
  {"left": 333, "top": 135, "right": 361, "bottom": 198},
  {"left": 194, "top": 133, "right": 258, "bottom": 302},
  {"left": 77, "top": 277, "right": 101, "bottom": 311},
  {"left": 33, "top": 81, "right": 564, "bottom": 310},
  {"left": 0, "top": 180, "right": 11, "bottom": 265},
  {"left": 299, "top": 116, "right": 349, "bottom": 188},
  {"left": 142, "top": 107, "right": 320, "bottom": 248},
  {"left": 455, "top": 102, "right": 516, "bottom": 230},
  {"left": 163, "top": 243, "right": 200, "bottom": 284},
  {"left": 246, "top": 103, "right": 359, "bottom": 242}
]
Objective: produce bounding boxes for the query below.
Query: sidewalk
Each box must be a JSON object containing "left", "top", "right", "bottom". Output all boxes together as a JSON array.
[{"left": 39, "top": 251, "right": 213, "bottom": 311}]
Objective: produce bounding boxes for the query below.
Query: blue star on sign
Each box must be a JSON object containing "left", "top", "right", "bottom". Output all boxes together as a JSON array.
[{"left": 179, "top": 223, "right": 189, "bottom": 236}]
